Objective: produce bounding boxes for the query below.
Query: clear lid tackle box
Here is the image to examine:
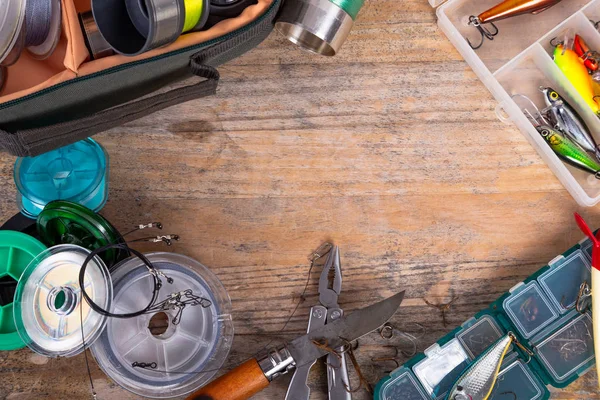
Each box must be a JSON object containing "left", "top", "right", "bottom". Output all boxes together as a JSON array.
[
  {"left": 433, "top": 0, "right": 600, "bottom": 206},
  {"left": 375, "top": 236, "right": 597, "bottom": 399}
]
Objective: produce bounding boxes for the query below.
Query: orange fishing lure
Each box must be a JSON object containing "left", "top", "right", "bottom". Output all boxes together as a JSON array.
[{"left": 468, "top": 0, "right": 563, "bottom": 49}]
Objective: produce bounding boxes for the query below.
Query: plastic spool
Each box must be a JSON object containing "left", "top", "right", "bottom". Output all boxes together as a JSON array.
[
  {"left": 27, "top": 0, "right": 62, "bottom": 60},
  {"left": 125, "top": 0, "right": 210, "bottom": 36},
  {"left": 0, "top": 0, "right": 62, "bottom": 66},
  {"left": 78, "top": 11, "right": 114, "bottom": 60},
  {"left": 204, "top": 0, "right": 256, "bottom": 29},
  {"left": 0, "top": 66, "right": 6, "bottom": 93},
  {"left": 14, "top": 245, "right": 112, "bottom": 357},
  {"left": 91, "top": 253, "right": 233, "bottom": 398},
  {"left": 0, "top": 0, "right": 27, "bottom": 66},
  {"left": 0, "top": 231, "right": 46, "bottom": 351},
  {"left": 36, "top": 201, "right": 129, "bottom": 269},
  {"left": 92, "top": 0, "right": 184, "bottom": 56},
  {"left": 14, "top": 138, "right": 109, "bottom": 219}
]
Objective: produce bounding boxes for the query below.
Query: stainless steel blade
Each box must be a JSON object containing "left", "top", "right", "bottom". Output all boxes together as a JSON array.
[
  {"left": 285, "top": 305, "right": 327, "bottom": 400},
  {"left": 286, "top": 290, "right": 405, "bottom": 368}
]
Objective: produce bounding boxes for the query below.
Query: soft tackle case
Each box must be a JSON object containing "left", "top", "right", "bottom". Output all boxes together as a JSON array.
[
  {"left": 375, "top": 235, "right": 598, "bottom": 400},
  {"left": 0, "top": 0, "right": 281, "bottom": 157}
]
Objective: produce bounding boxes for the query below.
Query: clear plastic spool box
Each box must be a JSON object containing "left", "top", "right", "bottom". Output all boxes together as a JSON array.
[
  {"left": 538, "top": 250, "right": 591, "bottom": 314},
  {"left": 14, "top": 138, "right": 109, "bottom": 219},
  {"left": 503, "top": 281, "right": 559, "bottom": 339},
  {"left": 435, "top": 0, "right": 600, "bottom": 206},
  {"left": 533, "top": 311, "right": 595, "bottom": 382},
  {"left": 456, "top": 315, "right": 504, "bottom": 360},
  {"left": 412, "top": 338, "right": 470, "bottom": 399}
]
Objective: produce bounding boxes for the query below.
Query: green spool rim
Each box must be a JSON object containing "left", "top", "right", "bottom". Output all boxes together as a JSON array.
[
  {"left": 0, "top": 231, "right": 46, "bottom": 351},
  {"left": 329, "top": 0, "right": 364, "bottom": 20},
  {"left": 36, "top": 201, "right": 125, "bottom": 267}
]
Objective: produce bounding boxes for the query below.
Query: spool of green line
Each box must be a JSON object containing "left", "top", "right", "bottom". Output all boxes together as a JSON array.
[
  {"left": 36, "top": 201, "right": 129, "bottom": 269},
  {"left": 275, "top": 0, "right": 364, "bottom": 56},
  {"left": 0, "top": 231, "right": 46, "bottom": 351}
]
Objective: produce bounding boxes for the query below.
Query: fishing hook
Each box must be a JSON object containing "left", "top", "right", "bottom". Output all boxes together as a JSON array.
[
  {"left": 423, "top": 296, "right": 459, "bottom": 327},
  {"left": 500, "top": 392, "right": 517, "bottom": 400},
  {"left": 467, "top": 16, "right": 499, "bottom": 50},
  {"left": 509, "top": 332, "right": 534, "bottom": 364},
  {"left": 511, "top": 93, "right": 549, "bottom": 127},
  {"left": 576, "top": 282, "right": 592, "bottom": 314}
]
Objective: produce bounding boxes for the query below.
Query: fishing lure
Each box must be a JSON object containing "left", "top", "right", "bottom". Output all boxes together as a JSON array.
[
  {"left": 541, "top": 87, "right": 600, "bottom": 159},
  {"left": 554, "top": 45, "right": 600, "bottom": 115},
  {"left": 573, "top": 34, "right": 599, "bottom": 72},
  {"left": 467, "top": 0, "right": 563, "bottom": 49},
  {"left": 537, "top": 125, "right": 600, "bottom": 178},
  {"left": 447, "top": 333, "right": 532, "bottom": 400}
]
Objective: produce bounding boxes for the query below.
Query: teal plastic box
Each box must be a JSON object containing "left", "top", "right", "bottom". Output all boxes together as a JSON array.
[{"left": 375, "top": 237, "right": 596, "bottom": 400}]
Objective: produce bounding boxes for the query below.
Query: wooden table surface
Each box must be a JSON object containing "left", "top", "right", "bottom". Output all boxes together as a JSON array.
[{"left": 2, "top": 0, "right": 600, "bottom": 399}]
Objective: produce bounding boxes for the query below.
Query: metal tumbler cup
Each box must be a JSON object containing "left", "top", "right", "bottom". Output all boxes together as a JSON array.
[{"left": 275, "top": 0, "right": 364, "bottom": 56}]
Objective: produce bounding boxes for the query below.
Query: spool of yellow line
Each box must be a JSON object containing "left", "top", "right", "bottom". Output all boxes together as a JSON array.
[{"left": 183, "top": 0, "right": 205, "bottom": 32}]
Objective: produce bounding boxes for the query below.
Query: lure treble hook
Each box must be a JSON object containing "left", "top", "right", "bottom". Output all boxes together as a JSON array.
[{"left": 467, "top": 16, "right": 499, "bottom": 50}]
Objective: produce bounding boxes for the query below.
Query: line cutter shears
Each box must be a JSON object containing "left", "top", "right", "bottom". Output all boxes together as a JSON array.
[{"left": 285, "top": 244, "right": 352, "bottom": 400}]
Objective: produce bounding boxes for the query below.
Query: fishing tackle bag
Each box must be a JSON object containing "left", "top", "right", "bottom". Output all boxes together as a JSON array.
[{"left": 0, "top": 0, "right": 282, "bottom": 157}]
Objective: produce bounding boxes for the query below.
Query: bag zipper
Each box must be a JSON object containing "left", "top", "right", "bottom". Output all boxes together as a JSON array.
[{"left": 0, "top": 0, "right": 280, "bottom": 110}]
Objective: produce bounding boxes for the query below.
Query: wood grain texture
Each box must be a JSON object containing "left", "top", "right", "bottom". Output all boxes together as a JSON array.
[
  {"left": 1, "top": 0, "right": 600, "bottom": 399},
  {"left": 185, "top": 359, "right": 269, "bottom": 400}
]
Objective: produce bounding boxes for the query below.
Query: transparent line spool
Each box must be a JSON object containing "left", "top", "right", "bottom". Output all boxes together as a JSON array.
[
  {"left": 14, "top": 138, "right": 109, "bottom": 219},
  {"left": 91, "top": 252, "right": 233, "bottom": 398},
  {"left": 13, "top": 245, "right": 112, "bottom": 357}
]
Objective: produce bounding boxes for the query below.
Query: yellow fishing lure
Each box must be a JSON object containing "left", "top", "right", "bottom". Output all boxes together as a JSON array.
[{"left": 554, "top": 45, "right": 599, "bottom": 115}]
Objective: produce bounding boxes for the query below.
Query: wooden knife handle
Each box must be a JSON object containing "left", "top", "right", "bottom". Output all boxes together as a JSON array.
[{"left": 185, "top": 359, "right": 270, "bottom": 400}]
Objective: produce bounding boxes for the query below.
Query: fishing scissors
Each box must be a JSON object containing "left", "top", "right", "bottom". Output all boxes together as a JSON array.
[{"left": 285, "top": 245, "right": 352, "bottom": 400}]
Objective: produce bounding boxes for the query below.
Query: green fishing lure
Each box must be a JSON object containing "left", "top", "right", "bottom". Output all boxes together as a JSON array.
[{"left": 537, "top": 125, "right": 600, "bottom": 178}]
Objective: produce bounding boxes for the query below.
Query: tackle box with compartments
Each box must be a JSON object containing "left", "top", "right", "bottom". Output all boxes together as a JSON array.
[
  {"left": 375, "top": 233, "right": 597, "bottom": 399},
  {"left": 432, "top": 0, "right": 600, "bottom": 206}
]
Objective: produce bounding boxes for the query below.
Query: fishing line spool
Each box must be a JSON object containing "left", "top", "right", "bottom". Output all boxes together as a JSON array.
[
  {"left": 14, "top": 138, "right": 109, "bottom": 219},
  {"left": 79, "top": 11, "right": 114, "bottom": 60},
  {"left": 13, "top": 244, "right": 113, "bottom": 357},
  {"left": 92, "top": 0, "right": 210, "bottom": 56},
  {"left": 0, "top": 231, "right": 46, "bottom": 351},
  {"left": 275, "top": 0, "right": 364, "bottom": 56},
  {"left": 90, "top": 252, "right": 233, "bottom": 398},
  {"left": 204, "top": 0, "right": 256, "bottom": 29},
  {"left": 36, "top": 201, "right": 130, "bottom": 269},
  {"left": 0, "top": 0, "right": 62, "bottom": 66}
]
